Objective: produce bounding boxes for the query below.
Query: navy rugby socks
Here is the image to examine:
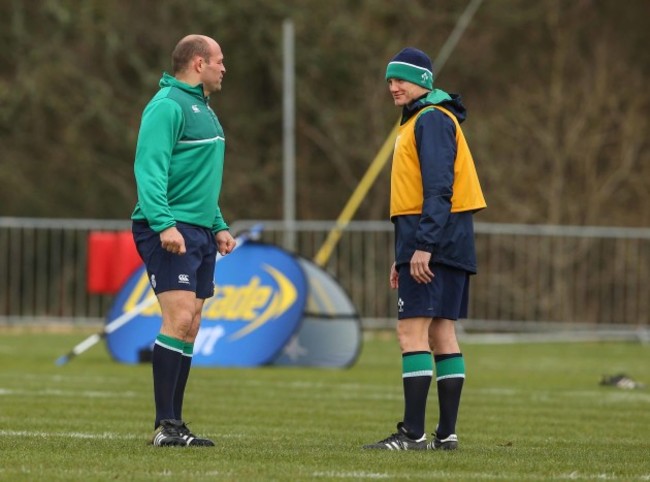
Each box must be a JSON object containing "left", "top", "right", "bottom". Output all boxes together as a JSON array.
[
  {"left": 152, "top": 334, "right": 184, "bottom": 429},
  {"left": 173, "top": 342, "right": 194, "bottom": 422},
  {"left": 401, "top": 351, "right": 433, "bottom": 439},
  {"left": 434, "top": 353, "right": 465, "bottom": 438}
]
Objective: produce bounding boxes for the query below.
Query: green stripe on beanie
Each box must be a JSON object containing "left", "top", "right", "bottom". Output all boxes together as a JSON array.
[
  {"left": 386, "top": 61, "right": 433, "bottom": 89},
  {"left": 386, "top": 47, "right": 434, "bottom": 89}
]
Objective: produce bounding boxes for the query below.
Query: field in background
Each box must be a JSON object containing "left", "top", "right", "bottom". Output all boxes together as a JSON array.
[{"left": 0, "top": 329, "right": 648, "bottom": 481}]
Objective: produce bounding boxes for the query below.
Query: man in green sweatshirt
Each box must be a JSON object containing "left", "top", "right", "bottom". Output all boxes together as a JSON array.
[{"left": 131, "top": 34, "right": 236, "bottom": 447}]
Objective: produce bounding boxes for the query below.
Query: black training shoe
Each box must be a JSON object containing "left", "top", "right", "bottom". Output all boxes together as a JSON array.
[
  {"left": 427, "top": 433, "right": 458, "bottom": 450},
  {"left": 151, "top": 419, "right": 186, "bottom": 447},
  {"left": 178, "top": 421, "right": 215, "bottom": 447},
  {"left": 362, "top": 422, "right": 427, "bottom": 450}
]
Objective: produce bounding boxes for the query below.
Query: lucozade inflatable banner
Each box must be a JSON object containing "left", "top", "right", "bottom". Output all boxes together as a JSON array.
[
  {"left": 105, "top": 242, "right": 361, "bottom": 368},
  {"left": 273, "top": 255, "right": 361, "bottom": 368}
]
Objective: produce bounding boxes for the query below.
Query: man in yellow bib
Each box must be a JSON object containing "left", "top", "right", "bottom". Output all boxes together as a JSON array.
[{"left": 363, "top": 47, "right": 486, "bottom": 451}]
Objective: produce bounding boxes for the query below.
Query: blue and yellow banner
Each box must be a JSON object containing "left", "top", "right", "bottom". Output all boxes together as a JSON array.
[{"left": 105, "top": 242, "right": 307, "bottom": 366}]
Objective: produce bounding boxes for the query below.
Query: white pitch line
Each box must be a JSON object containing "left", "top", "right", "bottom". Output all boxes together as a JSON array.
[
  {"left": 0, "top": 388, "right": 140, "bottom": 398},
  {"left": 312, "top": 470, "right": 650, "bottom": 481},
  {"left": 0, "top": 429, "right": 243, "bottom": 441},
  {"left": 312, "top": 471, "right": 389, "bottom": 479},
  {"left": 0, "top": 430, "right": 140, "bottom": 440}
]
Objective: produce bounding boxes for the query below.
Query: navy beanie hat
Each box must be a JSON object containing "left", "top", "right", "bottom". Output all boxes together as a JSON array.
[{"left": 385, "top": 47, "right": 434, "bottom": 90}]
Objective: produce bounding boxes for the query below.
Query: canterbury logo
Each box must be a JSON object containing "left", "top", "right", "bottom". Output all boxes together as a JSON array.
[{"left": 178, "top": 274, "right": 190, "bottom": 284}]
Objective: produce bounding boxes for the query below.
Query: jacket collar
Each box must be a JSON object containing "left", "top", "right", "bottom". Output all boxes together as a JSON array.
[{"left": 159, "top": 72, "right": 207, "bottom": 101}]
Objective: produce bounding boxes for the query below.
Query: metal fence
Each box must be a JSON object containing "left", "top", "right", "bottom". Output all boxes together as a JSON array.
[
  {"left": 0, "top": 217, "right": 131, "bottom": 324},
  {"left": 1, "top": 217, "right": 649, "bottom": 333}
]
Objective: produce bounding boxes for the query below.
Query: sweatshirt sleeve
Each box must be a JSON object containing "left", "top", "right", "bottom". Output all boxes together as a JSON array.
[
  {"left": 212, "top": 206, "right": 229, "bottom": 234},
  {"left": 414, "top": 109, "right": 457, "bottom": 253},
  {"left": 133, "top": 99, "right": 184, "bottom": 233}
]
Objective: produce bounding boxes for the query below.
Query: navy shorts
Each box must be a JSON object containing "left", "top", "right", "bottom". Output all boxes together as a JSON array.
[
  {"left": 396, "top": 263, "right": 470, "bottom": 320},
  {"left": 132, "top": 221, "right": 217, "bottom": 299}
]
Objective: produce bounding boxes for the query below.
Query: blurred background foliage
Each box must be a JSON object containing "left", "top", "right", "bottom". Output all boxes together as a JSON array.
[{"left": 0, "top": 0, "right": 648, "bottom": 226}]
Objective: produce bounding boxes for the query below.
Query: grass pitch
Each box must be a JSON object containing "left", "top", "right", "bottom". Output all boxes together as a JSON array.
[{"left": 0, "top": 328, "right": 648, "bottom": 481}]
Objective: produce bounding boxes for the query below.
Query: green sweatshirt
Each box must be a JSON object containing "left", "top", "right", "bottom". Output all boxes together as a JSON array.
[{"left": 131, "top": 73, "right": 229, "bottom": 234}]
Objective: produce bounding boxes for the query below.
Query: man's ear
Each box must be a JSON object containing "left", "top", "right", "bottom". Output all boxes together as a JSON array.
[{"left": 192, "top": 56, "right": 203, "bottom": 73}]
